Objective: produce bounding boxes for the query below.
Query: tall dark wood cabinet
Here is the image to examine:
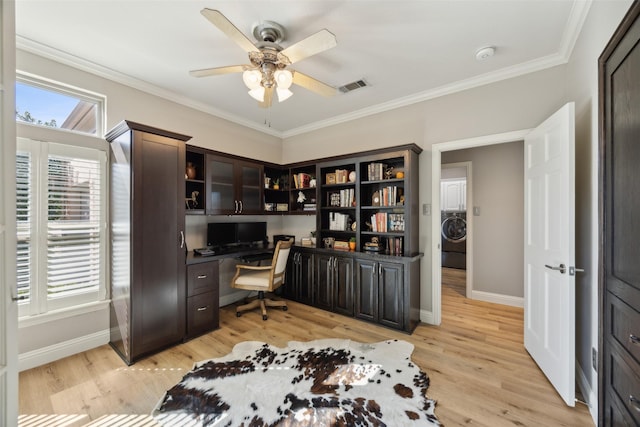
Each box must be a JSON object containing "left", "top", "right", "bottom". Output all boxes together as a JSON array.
[
  {"left": 107, "top": 121, "right": 191, "bottom": 365},
  {"left": 599, "top": 2, "right": 640, "bottom": 425}
]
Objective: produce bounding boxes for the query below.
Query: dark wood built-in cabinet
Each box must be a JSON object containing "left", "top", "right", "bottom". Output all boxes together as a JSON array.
[
  {"left": 206, "top": 154, "right": 263, "bottom": 215},
  {"left": 355, "top": 259, "right": 405, "bottom": 330},
  {"left": 186, "top": 260, "right": 220, "bottom": 339},
  {"left": 599, "top": 2, "right": 640, "bottom": 425},
  {"left": 315, "top": 253, "right": 354, "bottom": 316},
  {"left": 284, "top": 249, "right": 314, "bottom": 305},
  {"left": 107, "top": 121, "right": 190, "bottom": 365},
  {"left": 182, "top": 143, "right": 422, "bottom": 333}
]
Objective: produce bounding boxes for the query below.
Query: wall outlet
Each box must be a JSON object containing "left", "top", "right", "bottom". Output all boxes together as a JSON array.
[
  {"left": 592, "top": 347, "right": 597, "bottom": 372},
  {"left": 423, "top": 203, "right": 431, "bottom": 216}
]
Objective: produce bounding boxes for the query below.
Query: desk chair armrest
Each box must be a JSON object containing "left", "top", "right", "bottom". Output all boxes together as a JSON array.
[{"left": 235, "top": 264, "right": 272, "bottom": 272}]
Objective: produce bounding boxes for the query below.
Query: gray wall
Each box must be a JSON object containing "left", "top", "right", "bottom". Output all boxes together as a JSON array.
[{"left": 442, "top": 142, "right": 524, "bottom": 298}]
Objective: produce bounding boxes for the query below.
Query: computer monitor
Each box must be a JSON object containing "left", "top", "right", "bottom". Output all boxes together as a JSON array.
[
  {"left": 237, "top": 222, "right": 267, "bottom": 245},
  {"left": 207, "top": 222, "right": 237, "bottom": 247}
]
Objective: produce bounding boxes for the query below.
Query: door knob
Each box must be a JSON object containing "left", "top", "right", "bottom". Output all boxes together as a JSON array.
[{"left": 545, "top": 263, "right": 566, "bottom": 274}]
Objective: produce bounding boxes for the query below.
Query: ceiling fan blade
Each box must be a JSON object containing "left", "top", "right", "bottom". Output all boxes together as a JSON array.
[
  {"left": 189, "top": 65, "right": 246, "bottom": 77},
  {"left": 280, "top": 29, "right": 337, "bottom": 64},
  {"left": 292, "top": 71, "right": 337, "bottom": 97},
  {"left": 259, "top": 86, "right": 274, "bottom": 108},
  {"left": 201, "top": 8, "right": 257, "bottom": 53}
]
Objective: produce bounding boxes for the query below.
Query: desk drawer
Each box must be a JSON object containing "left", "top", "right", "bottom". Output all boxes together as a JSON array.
[
  {"left": 186, "top": 291, "right": 219, "bottom": 339},
  {"left": 187, "top": 261, "right": 218, "bottom": 297}
]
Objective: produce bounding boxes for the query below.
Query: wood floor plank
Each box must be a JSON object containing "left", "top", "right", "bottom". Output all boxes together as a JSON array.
[{"left": 18, "top": 282, "right": 593, "bottom": 426}]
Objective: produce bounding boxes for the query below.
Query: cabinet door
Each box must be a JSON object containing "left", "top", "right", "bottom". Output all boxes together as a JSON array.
[
  {"left": 333, "top": 255, "right": 353, "bottom": 316},
  {"left": 355, "top": 259, "right": 377, "bottom": 322},
  {"left": 284, "top": 252, "right": 299, "bottom": 300},
  {"left": 237, "top": 160, "right": 263, "bottom": 214},
  {"left": 378, "top": 262, "right": 404, "bottom": 329},
  {"left": 315, "top": 254, "right": 333, "bottom": 310},
  {"left": 442, "top": 180, "right": 462, "bottom": 211},
  {"left": 132, "top": 131, "right": 186, "bottom": 358},
  {"left": 206, "top": 154, "right": 236, "bottom": 214},
  {"left": 298, "top": 251, "right": 314, "bottom": 305}
]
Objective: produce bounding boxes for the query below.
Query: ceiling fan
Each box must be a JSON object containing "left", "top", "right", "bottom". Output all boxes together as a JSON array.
[{"left": 190, "top": 9, "right": 338, "bottom": 108}]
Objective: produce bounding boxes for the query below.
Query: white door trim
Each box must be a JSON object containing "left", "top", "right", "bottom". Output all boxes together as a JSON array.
[{"left": 431, "top": 129, "right": 531, "bottom": 325}]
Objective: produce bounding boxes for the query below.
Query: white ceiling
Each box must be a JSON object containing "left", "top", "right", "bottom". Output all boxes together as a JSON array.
[{"left": 15, "top": 1, "right": 590, "bottom": 138}]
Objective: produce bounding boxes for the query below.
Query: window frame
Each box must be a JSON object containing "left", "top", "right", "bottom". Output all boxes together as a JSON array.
[
  {"left": 15, "top": 73, "right": 109, "bottom": 321},
  {"left": 16, "top": 71, "right": 106, "bottom": 138}
]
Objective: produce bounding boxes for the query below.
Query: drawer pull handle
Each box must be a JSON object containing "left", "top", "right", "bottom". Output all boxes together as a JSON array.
[
  {"left": 630, "top": 395, "right": 640, "bottom": 412},
  {"left": 197, "top": 275, "right": 207, "bottom": 279},
  {"left": 197, "top": 306, "right": 208, "bottom": 312},
  {"left": 630, "top": 334, "right": 640, "bottom": 345}
]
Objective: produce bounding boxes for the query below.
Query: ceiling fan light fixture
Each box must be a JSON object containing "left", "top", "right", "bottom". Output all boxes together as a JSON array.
[
  {"left": 276, "top": 87, "right": 293, "bottom": 102},
  {"left": 274, "top": 69, "right": 293, "bottom": 89},
  {"left": 242, "top": 69, "right": 262, "bottom": 89},
  {"left": 248, "top": 87, "right": 265, "bottom": 102}
]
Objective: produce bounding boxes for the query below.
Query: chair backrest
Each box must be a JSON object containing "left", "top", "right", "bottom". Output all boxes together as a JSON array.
[{"left": 270, "top": 240, "right": 292, "bottom": 289}]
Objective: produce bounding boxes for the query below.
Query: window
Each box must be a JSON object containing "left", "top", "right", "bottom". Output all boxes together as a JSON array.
[
  {"left": 15, "top": 75, "right": 103, "bottom": 136},
  {"left": 15, "top": 74, "right": 107, "bottom": 318},
  {"left": 16, "top": 139, "right": 106, "bottom": 317}
]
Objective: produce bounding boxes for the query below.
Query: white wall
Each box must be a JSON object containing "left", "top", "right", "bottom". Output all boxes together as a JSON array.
[{"left": 442, "top": 142, "right": 524, "bottom": 298}]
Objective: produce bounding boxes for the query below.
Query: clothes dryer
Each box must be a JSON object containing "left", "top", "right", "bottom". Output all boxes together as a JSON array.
[{"left": 441, "top": 211, "right": 466, "bottom": 269}]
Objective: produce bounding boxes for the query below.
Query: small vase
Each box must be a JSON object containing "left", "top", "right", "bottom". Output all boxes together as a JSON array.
[
  {"left": 349, "top": 241, "right": 356, "bottom": 251},
  {"left": 186, "top": 162, "right": 196, "bottom": 180}
]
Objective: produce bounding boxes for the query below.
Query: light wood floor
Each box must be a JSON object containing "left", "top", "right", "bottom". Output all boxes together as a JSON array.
[{"left": 18, "top": 285, "right": 593, "bottom": 426}]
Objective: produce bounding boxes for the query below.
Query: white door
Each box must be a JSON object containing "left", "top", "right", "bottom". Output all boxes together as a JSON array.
[{"left": 524, "top": 102, "right": 575, "bottom": 406}]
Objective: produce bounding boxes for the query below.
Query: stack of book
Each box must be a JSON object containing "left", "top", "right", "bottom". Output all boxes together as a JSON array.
[
  {"left": 329, "top": 212, "right": 351, "bottom": 231},
  {"left": 369, "top": 212, "right": 405, "bottom": 232},
  {"left": 293, "top": 173, "right": 312, "bottom": 189},
  {"left": 386, "top": 237, "right": 404, "bottom": 255},
  {"left": 367, "top": 162, "right": 387, "bottom": 181},
  {"left": 303, "top": 203, "right": 316, "bottom": 211}
]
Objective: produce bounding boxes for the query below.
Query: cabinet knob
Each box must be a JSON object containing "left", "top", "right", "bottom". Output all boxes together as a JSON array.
[
  {"left": 197, "top": 274, "right": 207, "bottom": 279},
  {"left": 197, "top": 306, "right": 209, "bottom": 312},
  {"left": 630, "top": 395, "right": 640, "bottom": 412},
  {"left": 630, "top": 334, "right": 640, "bottom": 345}
]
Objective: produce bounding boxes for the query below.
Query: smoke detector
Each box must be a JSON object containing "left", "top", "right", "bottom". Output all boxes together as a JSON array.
[{"left": 475, "top": 46, "right": 495, "bottom": 61}]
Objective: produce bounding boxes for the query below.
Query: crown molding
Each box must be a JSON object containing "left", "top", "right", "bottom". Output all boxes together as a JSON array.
[
  {"left": 17, "top": 0, "right": 591, "bottom": 140},
  {"left": 16, "top": 36, "right": 283, "bottom": 138},
  {"left": 280, "top": 0, "right": 593, "bottom": 138}
]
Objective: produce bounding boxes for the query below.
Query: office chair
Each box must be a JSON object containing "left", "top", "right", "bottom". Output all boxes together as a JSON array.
[{"left": 231, "top": 240, "right": 293, "bottom": 320}]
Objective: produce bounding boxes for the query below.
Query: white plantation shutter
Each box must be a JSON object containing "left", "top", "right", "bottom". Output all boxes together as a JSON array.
[
  {"left": 16, "top": 151, "right": 32, "bottom": 304},
  {"left": 46, "top": 152, "right": 102, "bottom": 301},
  {"left": 17, "top": 138, "right": 106, "bottom": 316}
]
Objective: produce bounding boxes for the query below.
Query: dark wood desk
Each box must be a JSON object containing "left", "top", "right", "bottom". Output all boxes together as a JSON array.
[{"left": 184, "top": 245, "right": 275, "bottom": 339}]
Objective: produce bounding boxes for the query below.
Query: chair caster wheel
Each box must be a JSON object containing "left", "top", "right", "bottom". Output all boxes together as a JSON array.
[
  {"left": 262, "top": 315, "right": 268, "bottom": 321},
  {"left": 282, "top": 306, "right": 288, "bottom": 311},
  {"left": 236, "top": 312, "right": 241, "bottom": 317}
]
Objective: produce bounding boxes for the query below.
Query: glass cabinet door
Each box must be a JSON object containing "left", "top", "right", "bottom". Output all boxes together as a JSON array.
[
  {"left": 237, "top": 161, "right": 263, "bottom": 214},
  {"left": 206, "top": 155, "right": 235, "bottom": 214}
]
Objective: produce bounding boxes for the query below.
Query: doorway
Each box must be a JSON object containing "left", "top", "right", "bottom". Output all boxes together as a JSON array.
[
  {"left": 440, "top": 162, "right": 471, "bottom": 298},
  {"left": 431, "top": 129, "right": 528, "bottom": 325}
]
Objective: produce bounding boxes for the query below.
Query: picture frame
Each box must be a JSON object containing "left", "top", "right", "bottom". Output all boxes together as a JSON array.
[{"left": 326, "top": 173, "right": 336, "bottom": 185}]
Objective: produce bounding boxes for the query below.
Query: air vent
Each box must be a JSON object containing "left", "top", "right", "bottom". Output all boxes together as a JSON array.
[{"left": 338, "top": 79, "right": 368, "bottom": 93}]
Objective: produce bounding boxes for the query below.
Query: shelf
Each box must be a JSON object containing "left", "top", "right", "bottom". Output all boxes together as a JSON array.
[
  {"left": 361, "top": 178, "right": 404, "bottom": 185},
  {"left": 360, "top": 205, "right": 404, "bottom": 210}
]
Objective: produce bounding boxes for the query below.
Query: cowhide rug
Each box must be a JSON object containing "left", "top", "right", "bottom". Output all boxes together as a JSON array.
[{"left": 152, "top": 339, "right": 441, "bottom": 426}]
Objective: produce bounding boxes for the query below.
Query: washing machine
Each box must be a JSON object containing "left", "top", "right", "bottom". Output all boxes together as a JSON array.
[{"left": 441, "top": 211, "right": 467, "bottom": 269}]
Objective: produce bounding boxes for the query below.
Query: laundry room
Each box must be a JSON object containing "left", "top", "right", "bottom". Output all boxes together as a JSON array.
[{"left": 441, "top": 141, "right": 524, "bottom": 306}]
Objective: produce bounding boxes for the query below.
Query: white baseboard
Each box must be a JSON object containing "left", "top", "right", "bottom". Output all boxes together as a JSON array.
[
  {"left": 471, "top": 290, "right": 523, "bottom": 307},
  {"left": 19, "top": 329, "right": 109, "bottom": 372},
  {"left": 576, "top": 361, "right": 597, "bottom": 424},
  {"left": 420, "top": 309, "right": 435, "bottom": 325}
]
